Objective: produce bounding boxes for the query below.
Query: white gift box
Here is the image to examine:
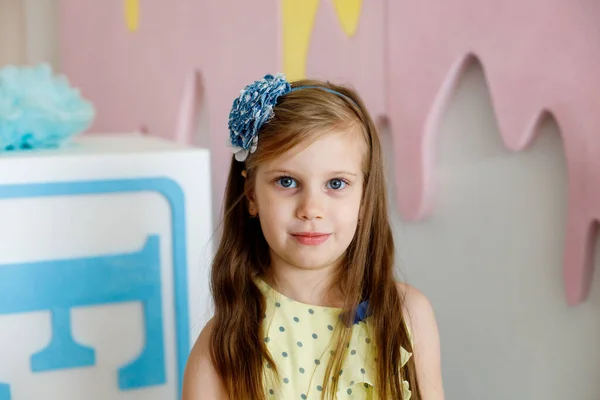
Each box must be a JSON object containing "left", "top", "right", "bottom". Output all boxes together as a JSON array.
[{"left": 0, "top": 134, "right": 214, "bottom": 400}]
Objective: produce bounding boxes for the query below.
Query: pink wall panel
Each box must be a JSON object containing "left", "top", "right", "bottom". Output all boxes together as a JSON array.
[
  {"left": 60, "top": 1, "right": 189, "bottom": 138},
  {"left": 306, "top": 0, "right": 386, "bottom": 118},
  {"left": 386, "top": 0, "right": 600, "bottom": 305}
]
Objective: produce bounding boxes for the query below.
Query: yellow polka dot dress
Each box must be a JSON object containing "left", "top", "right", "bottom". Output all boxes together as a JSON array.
[{"left": 256, "top": 279, "right": 412, "bottom": 399}]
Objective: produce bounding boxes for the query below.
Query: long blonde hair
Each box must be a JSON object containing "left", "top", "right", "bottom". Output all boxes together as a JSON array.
[{"left": 209, "top": 79, "right": 420, "bottom": 399}]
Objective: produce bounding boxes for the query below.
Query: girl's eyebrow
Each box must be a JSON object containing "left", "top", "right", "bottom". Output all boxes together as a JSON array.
[
  {"left": 329, "top": 171, "right": 358, "bottom": 177},
  {"left": 265, "top": 169, "right": 358, "bottom": 177},
  {"left": 264, "top": 169, "right": 296, "bottom": 175}
]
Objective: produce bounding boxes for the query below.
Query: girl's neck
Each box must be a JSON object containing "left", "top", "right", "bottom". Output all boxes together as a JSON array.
[{"left": 262, "top": 258, "right": 344, "bottom": 308}]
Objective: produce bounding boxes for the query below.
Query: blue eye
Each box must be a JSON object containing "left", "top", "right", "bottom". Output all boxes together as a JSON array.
[
  {"left": 327, "top": 179, "right": 346, "bottom": 190},
  {"left": 276, "top": 176, "right": 297, "bottom": 188}
]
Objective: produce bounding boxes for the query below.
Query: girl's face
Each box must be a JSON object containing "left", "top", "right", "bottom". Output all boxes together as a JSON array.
[{"left": 249, "top": 128, "right": 366, "bottom": 273}]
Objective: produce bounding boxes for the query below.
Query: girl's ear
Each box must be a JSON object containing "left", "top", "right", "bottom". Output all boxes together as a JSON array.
[
  {"left": 242, "top": 170, "right": 259, "bottom": 217},
  {"left": 247, "top": 189, "right": 258, "bottom": 217},
  {"left": 248, "top": 199, "right": 258, "bottom": 217}
]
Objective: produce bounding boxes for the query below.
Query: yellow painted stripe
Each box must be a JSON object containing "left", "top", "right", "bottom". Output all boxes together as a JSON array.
[
  {"left": 124, "top": 0, "right": 139, "bottom": 32},
  {"left": 282, "top": 0, "right": 320, "bottom": 81},
  {"left": 332, "top": 0, "right": 363, "bottom": 37}
]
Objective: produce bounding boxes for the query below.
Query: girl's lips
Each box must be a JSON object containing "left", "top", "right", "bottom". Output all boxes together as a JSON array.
[{"left": 290, "top": 233, "right": 331, "bottom": 245}]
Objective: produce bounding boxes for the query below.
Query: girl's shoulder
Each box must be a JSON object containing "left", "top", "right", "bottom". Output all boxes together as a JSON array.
[
  {"left": 395, "top": 282, "right": 434, "bottom": 332},
  {"left": 182, "top": 318, "right": 229, "bottom": 399},
  {"left": 395, "top": 282, "right": 445, "bottom": 399}
]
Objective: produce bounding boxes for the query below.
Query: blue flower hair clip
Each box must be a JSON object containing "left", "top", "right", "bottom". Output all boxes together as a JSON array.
[
  {"left": 228, "top": 74, "right": 291, "bottom": 162},
  {"left": 228, "top": 73, "right": 358, "bottom": 162}
]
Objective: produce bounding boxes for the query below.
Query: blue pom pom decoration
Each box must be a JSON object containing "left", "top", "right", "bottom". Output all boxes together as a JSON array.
[
  {"left": 0, "top": 63, "right": 95, "bottom": 152},
  {"left": 228, "top": 73, "right": 291, "bottom": 161}
]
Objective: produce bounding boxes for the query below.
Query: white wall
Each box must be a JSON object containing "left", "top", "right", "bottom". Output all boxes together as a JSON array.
[
  {"left": 0, "top": 0, "right": 26, "bottom": 66},
  {"left": 0, "top": 0, "right": 59, "bottom": 68},
  {"left": 388, "top": 62, "right": 600, "bottom": 399}
]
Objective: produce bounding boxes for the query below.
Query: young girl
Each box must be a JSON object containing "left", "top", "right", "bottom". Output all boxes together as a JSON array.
[{"left": 182, "top": 74, "right": 444, "bottom": 399}]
